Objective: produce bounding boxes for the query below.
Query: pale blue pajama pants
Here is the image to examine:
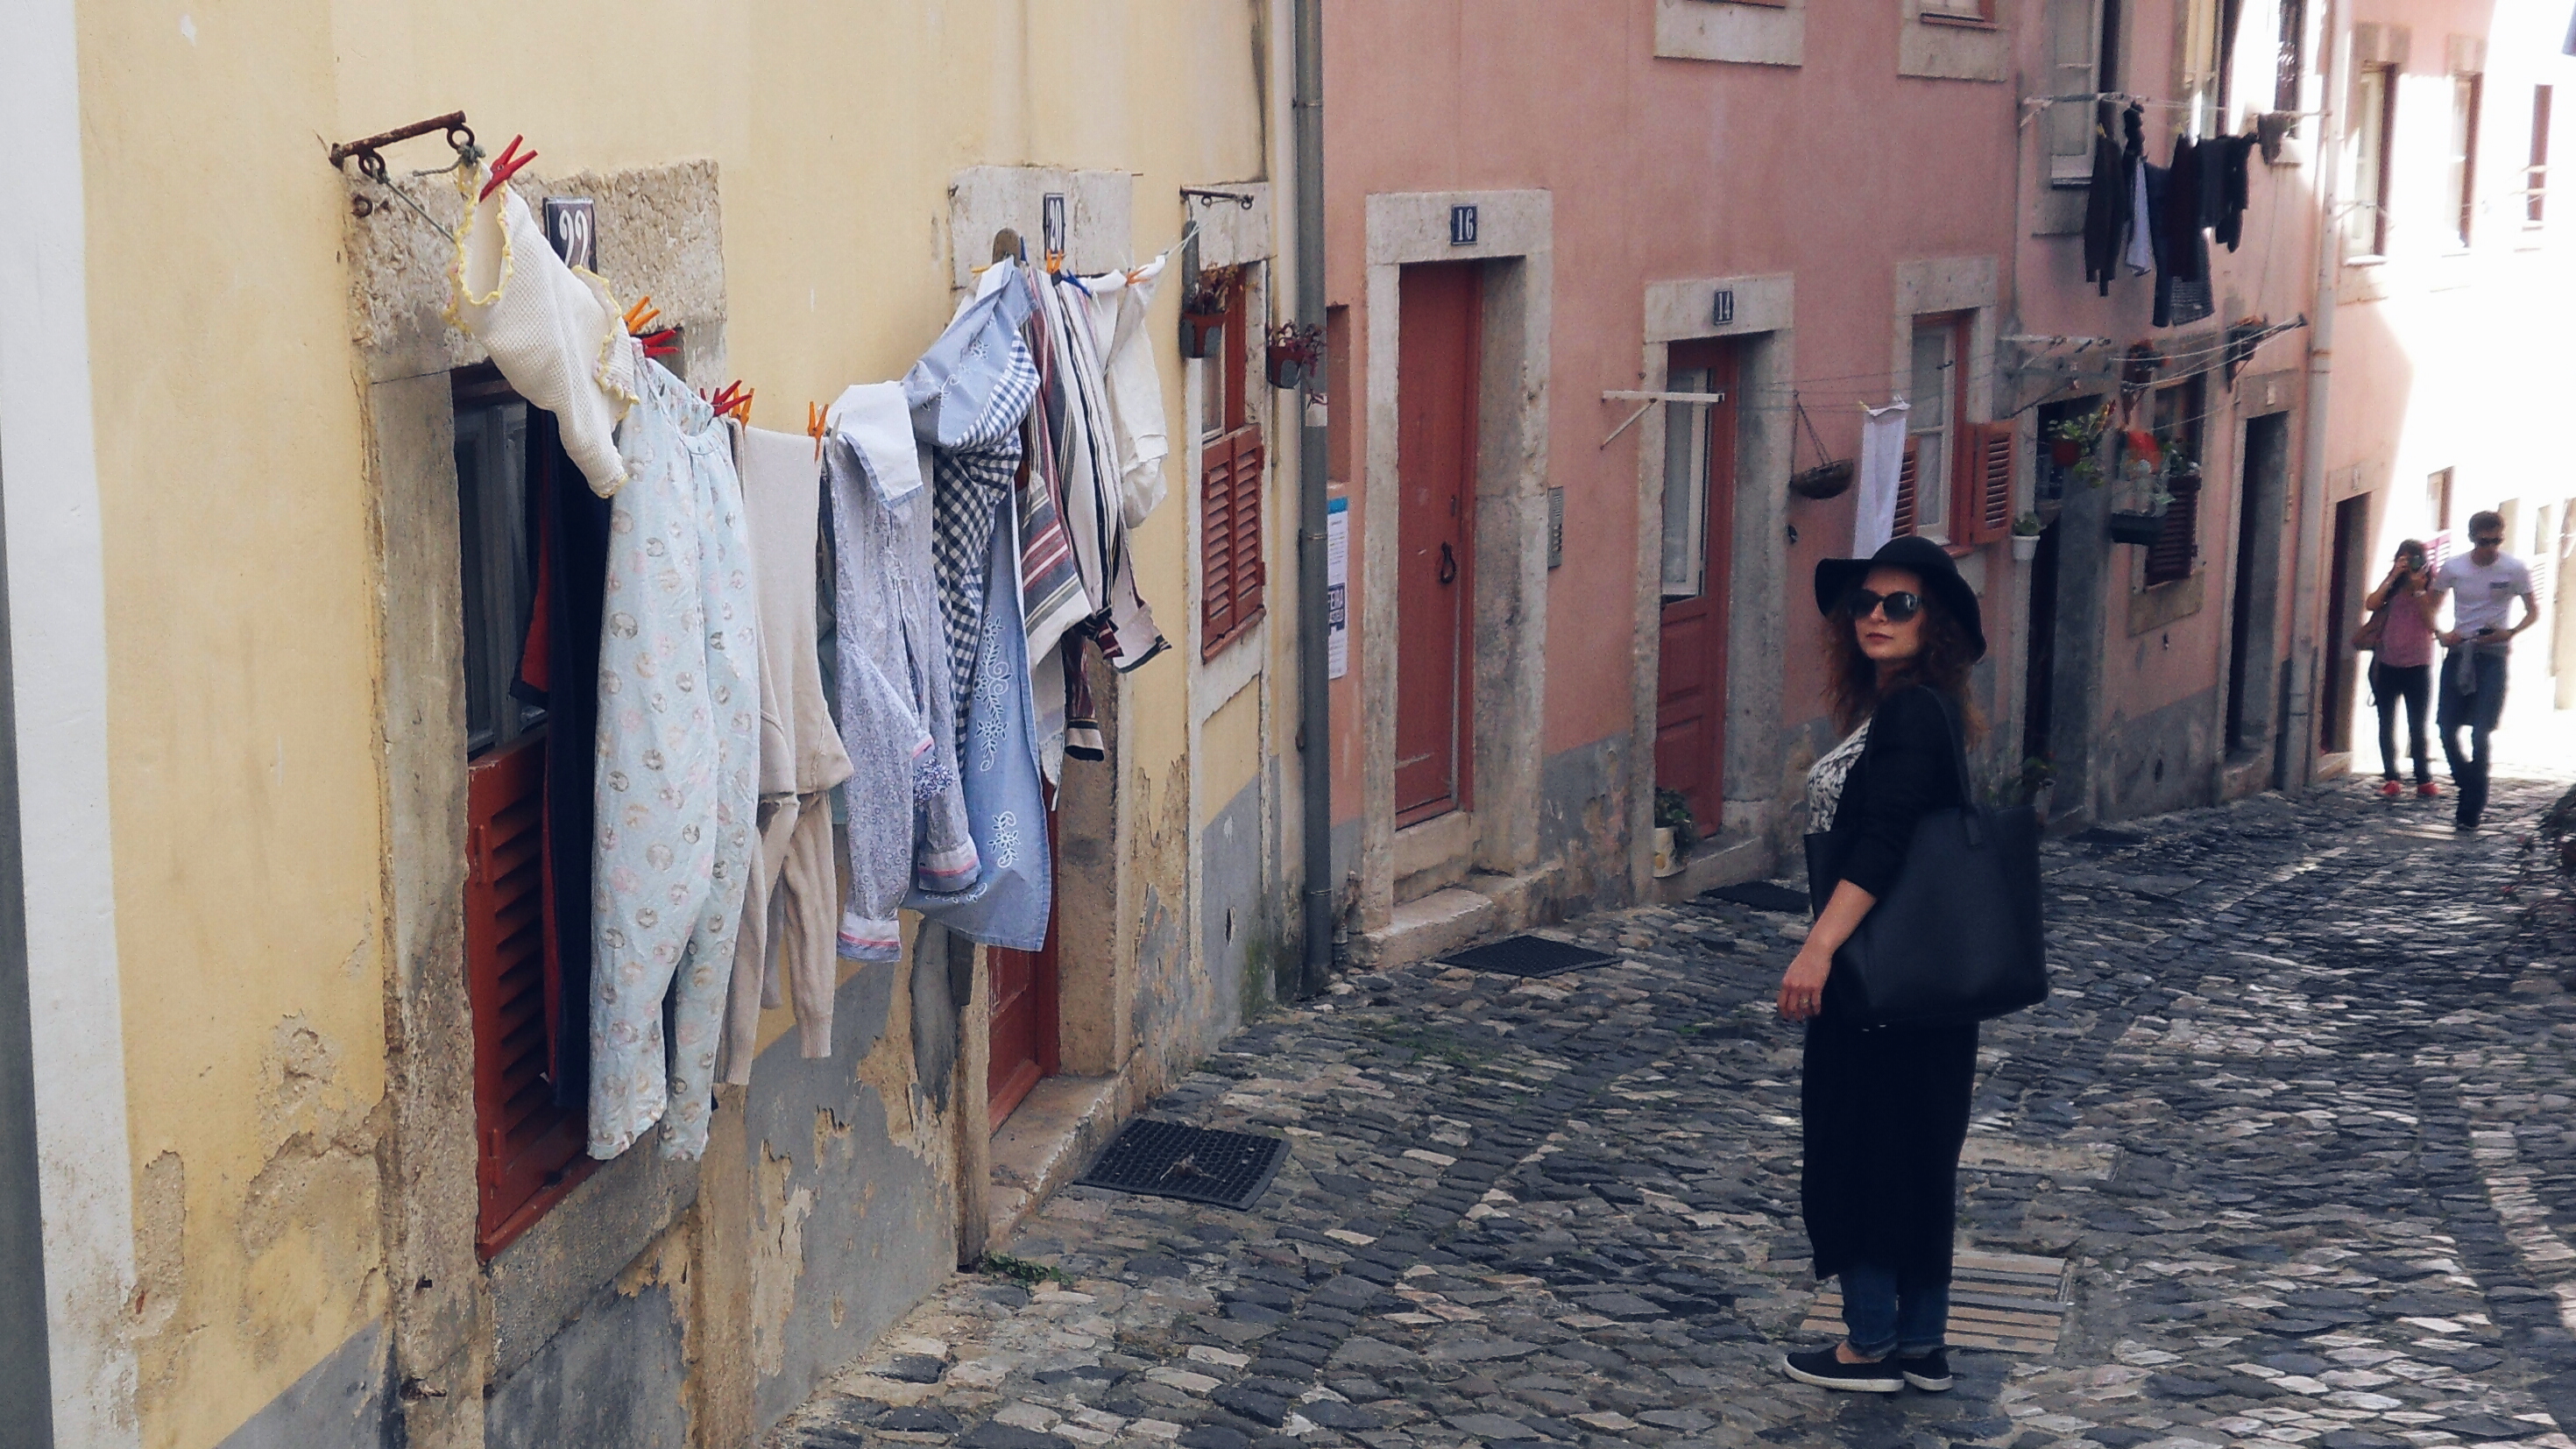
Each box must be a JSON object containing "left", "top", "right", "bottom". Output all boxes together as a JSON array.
[{"left": 588, "top": 357, "right": 760, "bottom": 1161}]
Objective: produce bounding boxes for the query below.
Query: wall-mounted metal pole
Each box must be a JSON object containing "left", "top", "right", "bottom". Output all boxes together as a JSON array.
[{"left": 1292, "top": 0, "right": 1333, "bottom": 999}]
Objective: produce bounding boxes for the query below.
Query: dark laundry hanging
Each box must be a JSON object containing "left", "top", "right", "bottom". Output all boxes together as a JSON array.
[
  {"left": 2155, "top": 135, "right": 2214, "bottom": 328},
  {"left": 2084, "top": 100, "right": 2129, "bottom": 296},
  {"left": 2213, "top": 133, "right": 2256, "bottom": 251}
]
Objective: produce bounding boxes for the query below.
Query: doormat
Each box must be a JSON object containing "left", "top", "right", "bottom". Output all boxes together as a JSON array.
[
  {"left": 1698, "top": 881, "right": 1809, "bottom": 915},
  {"left": 1434, "top": 934, "right": 1622, "bottom": 979},
  {"left": 1800, "top": 1249, "right": 2071, "bottom": 1354},
  {"left": 1074, "top": 1119, "right": 1291, "bottom": 1212}
]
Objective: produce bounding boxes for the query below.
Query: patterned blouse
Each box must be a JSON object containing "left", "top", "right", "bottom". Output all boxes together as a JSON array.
[{"left": 1805, "top": 721, "right": 1872, "bottom": 832}]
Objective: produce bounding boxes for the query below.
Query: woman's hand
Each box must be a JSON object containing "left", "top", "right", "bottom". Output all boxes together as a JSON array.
[{"left": 1778, "top": 944, "right": 1833, "bottom": 1021}]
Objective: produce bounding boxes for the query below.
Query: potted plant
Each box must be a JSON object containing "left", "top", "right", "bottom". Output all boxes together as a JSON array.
[
  {"left": 1265, "top": 322, "right": 1324, "bottom": 391},
  {"left": 1179, "top": 272, "right": 1235, "bottom": 359},
  {"left": 1652, "top": 788, "right": 1695, "bottom": 878},
  {"left": 2044, "top": 405, "right": 2112, "bottom": 495},
  {"left": 2010, "top": 512, "right": 2043, "bottom": 562}
]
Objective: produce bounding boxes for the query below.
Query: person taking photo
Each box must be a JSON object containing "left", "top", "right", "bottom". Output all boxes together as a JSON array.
[{"left": 2362, "top": 540, "right": 2439, "bottom": 799}]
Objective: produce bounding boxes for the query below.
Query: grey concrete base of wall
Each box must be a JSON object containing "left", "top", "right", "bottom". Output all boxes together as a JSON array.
[
  {"left": 213, "top": 1320, "right": 390, "bottom": 1449},
  {"left": 2100, "top": 686, "right": 2224, "bottom": 822}
]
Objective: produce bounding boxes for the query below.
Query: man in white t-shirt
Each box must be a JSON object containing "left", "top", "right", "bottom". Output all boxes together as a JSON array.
[{"left": 2425, "top": 510, "right": 2539, "bottom": 829}]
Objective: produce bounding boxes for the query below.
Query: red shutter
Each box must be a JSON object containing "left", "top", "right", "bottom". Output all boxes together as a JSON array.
[
  {"left": 1959, "top": 422, "right": 2015, "bottom": 546},
  {"left": 1201, "top": 427, "right": 1267, "bottom": 657},
  {"left": 467, "top": 734, "right": 590, "bottom": 1257},
  {"left": 2143, "top": 473, "right": 2202, "bottom": 585},
  {"left": 1892, "top": 438, "right": 1921, "bottom": 536}
]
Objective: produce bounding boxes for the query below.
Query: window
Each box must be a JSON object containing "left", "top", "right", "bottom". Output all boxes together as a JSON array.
[
  {"left": 2178, "top": 0, "right": 2226, "bottom": 137},
  {"left": 2451, "top": 73, "right": 2483, "bottom": 246},
  {"left": 1199, "top": 268, "right": 1266, "bottom": 656},
  {"left": 2428, "top": 466, "right": 2455, "bottom": 537},
  {"left": 2274, "top": 0, "right": 2307, "bottom": 120},
  {"left": 2529, "top": 86, "right": 2551, "bottom": 225},
  {"left": 1661, "top": 366, "right": 1716, "bottom": 599},
  {"left": 455, "top": 370, "right": 592, "bottom": 1258},
  {"left": 1900, "top": 316, "right": 1966, "bottom": 541},
  {"left": 2045, "top": 0, "right": 2115, "bottom": 186},
  {"left": 2142, "top": 376, "right": 2206, "bottom": 586},
  {"left": 1921, "top": 0, "right": 1995, "bottom": 22},
  {"left": 1893, "top": 315, "right": 2014, "bottom": 548},
  {"left": 2346, "top": 64, "right": 2398, "bottom": 257}
]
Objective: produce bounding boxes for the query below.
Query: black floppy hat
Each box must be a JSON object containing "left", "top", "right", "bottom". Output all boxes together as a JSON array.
[{"left": 1812, "top": 535, "right": 1987, "bottom": 661}]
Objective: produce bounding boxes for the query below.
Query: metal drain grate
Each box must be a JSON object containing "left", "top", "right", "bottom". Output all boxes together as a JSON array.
[
  {"left": 1800, "top": 1249, "right": 2071, "bottom": 1354},
  {"left": 1698, "top": 881, "right": 1811, "bottom": 915},
  {"left": 1074, "top": 1119, "right": 1291, "bottom": 1212},
  {"left": 1435, "top": 934, "right": 1621, "bottom": 979}
]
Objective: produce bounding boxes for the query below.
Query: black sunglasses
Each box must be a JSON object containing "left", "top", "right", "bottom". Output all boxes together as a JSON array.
[
  {"left": 1844, "top": 588, "right": 1924, "bottom": 623},
  {"left": 2472, "top": 534, "right": 2505, "bottom": 548}
]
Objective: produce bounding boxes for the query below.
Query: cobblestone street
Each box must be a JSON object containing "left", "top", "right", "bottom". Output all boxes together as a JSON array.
[{"left": 770, "top": 773, "right": 2576, "bottom": 1449}]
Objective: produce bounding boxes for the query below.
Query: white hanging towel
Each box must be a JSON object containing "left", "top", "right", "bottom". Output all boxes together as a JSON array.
[
  {"left": 447, "top": 168, "right": 637, "bottom": 497},
  {"left": 1851, "top": 400, "right": 1913, "bottom": 557},
  {"left": 1078, "top": 254, "right": 1172, "bottom": 528}
]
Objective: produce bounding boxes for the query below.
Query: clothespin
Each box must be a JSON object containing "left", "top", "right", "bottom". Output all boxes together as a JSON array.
[
  {"left": 1045, "top": 249, "right": 1065, "bottom": 276},
  {"left": 639, "top": 329, "right": 680, "bottom": 361},
  {"left": 725, "top": 386, "right": 753, "bottom": 426},
  {"left": 807, "top": 400, "right": 826, "bottom": 460},
  {"left": 704, "top": 381, "right": 748, "bottom": 420},
  {"left": 624, "top": 296, "right": 662, "bottom": 336},
  {"left": 479, "top": 134, "right": 537, "bottom": 201}
]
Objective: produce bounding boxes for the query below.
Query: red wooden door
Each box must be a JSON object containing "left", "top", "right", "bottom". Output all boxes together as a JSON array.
[
  {"left": 1395, "top": 262, "right": 1483, "bottom": 825},
  {"left": 986, "top": 809, "right": 1060, "bottom": 1131},
  {"left": 1654, "top": 343, "right": 1738, "bottom": 829}
]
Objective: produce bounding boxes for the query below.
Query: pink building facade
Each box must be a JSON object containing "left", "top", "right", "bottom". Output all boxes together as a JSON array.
[{"left": 1319, "top": 0, "right": 2574, "bottom": 964}]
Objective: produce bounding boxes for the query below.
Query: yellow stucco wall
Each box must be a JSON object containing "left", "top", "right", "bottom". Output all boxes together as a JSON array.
[{"left": 77, "top": 4, "right": 1269, "bottom": 1445}]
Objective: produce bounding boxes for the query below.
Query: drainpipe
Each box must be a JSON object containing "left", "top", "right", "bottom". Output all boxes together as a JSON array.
[
  {"left": 1292, "top": 0, "right": 1334, "bottom": 999},
  {"left": 2282, "top": 3, "right": 2345, "bottom": 789}
]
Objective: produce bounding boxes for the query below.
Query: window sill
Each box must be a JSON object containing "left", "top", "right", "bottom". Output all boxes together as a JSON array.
[
  {"left": 2342, "top": 254, "right": 2388, "bottom": 268},
  {"left": 1916, "top": 11, "right": 1998, "bottom": 26}
]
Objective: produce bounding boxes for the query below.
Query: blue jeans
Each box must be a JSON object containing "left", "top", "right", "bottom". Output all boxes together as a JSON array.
[
  {"left": 1841, "top": 1261, "right": 1950, "bottom": 1358},
  {"left": 2438, "top": 647, "right": 2509, "bottom": 823}
]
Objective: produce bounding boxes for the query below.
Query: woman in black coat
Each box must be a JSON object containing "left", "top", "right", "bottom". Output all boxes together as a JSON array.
[{"left": 1778, "top": 534, "right": 1985, "bottom": 1395}]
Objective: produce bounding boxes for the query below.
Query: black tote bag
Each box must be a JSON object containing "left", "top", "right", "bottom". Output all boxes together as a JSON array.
[{"left": 1801, "top": 703, "right": 2049, "bottom": 1030}]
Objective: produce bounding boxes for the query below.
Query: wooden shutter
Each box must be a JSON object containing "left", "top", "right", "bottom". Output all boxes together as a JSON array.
[
  {"left": 1958, "top": 422, "right": 2016, "bottom": 546},
  {"left": 1201, "top": 427, "right": 1267, "bottom": 657},
  {"left": 2143, "top": 472, "right": 2202, "bottom": 585},
  {"left": 1892, "top": 438, "right": 1921, "bottom": 536},
  {"left": 467, "top": 733, "right": 589, "bottom": 1257}
]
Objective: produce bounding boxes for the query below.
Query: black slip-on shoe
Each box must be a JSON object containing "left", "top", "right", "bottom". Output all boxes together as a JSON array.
[
  {"left": 1895, "top": 1349, "right": 1953, "bottom": 1390},
  {"left": 1783, "top": 1347, "right": 1904, "bottom": 1392}
]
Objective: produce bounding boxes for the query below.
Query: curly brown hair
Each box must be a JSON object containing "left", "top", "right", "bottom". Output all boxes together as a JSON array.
[{"left": 1822, "top": 591, "right": 1986, "bottom": 741}]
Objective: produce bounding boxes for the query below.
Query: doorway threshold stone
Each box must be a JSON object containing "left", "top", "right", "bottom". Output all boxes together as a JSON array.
[
  {"left": 987, "top": 1075, "right": 1121, "bottom": 1255},
  {"left": 1654, "top": 831, "right": 1773, "bottom": 904}
]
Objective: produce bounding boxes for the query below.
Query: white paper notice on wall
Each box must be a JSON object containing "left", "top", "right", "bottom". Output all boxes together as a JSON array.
[{"left": 1327, "top": 496, "right": 1350, "bottom": 680}]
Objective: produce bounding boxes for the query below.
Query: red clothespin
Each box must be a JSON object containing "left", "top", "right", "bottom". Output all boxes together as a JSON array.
[
  {"left": 479, "top": 134, "right": 537, "bottom": 201},
  {"left": 705, "top": 380, "right": 748, "bottom": 419},
  {"left": 807, "top": 401, "right": 827, "bottom": 459},
  {"left": 639, "top": 329, "right": 680, "bottom": 361},
  {"left": 624, "top": 296, "right": 662, "bottom": 336}
]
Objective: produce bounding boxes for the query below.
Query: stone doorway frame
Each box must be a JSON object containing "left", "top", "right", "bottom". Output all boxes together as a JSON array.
[
  {"left": 1355, "top": 191, "right": 1553, "bottom": 932},
  {"left": 1625, "top": 275, "right": 1796, "bottom": 898}
]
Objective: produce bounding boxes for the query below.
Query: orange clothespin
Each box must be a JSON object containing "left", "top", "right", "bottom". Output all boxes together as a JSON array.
[
  {"left": 1044, "top": 249, "right": 1065, "bottom": 276},
  {"left": 479, "top": 134, "right": 538, "bottom": 201},
  {"left": 725, "top": 386, "right": 754, "bottom": 427},
  {"left": 624, "top": 295, "right": 662, "bottom": 336},
  {"left": 807, "top": 400, "right": 827, "bottom": 459}
]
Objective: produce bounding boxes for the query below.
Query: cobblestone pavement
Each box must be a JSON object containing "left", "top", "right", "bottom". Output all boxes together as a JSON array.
[{"left": 770, "top": 773, "right": 2576, "bottom": 1449}]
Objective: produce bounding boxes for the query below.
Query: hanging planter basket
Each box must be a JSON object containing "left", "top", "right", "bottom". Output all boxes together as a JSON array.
[
  {"left": 2108, "top": 512, "right": 2165, "bottom": 546},
  {"left": 1265, "top": 322, "right": 1325, "bottom": 392},
  {"left": 1178, "top": 271, "right": 1236, "bottom": 361},
  {"left": 1787, "top": 396, "right": 1855, "bottom": 499}
]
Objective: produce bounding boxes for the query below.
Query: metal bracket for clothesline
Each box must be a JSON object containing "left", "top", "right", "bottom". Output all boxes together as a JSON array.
[
  {"left": 329, "top": 110, "right": 481, "bottom": 235},
  {"left": 1181, "top": 187, "right": 1258, "bottom": 209},
  {"left": 1597, "top": 389, "right": 1727, "bottom": 449}
]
